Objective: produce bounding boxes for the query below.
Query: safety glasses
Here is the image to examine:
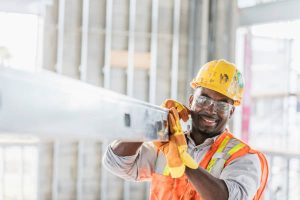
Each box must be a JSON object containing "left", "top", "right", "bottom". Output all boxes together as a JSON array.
[{"left": 193, "top": 95, "right": 233, "bottom": 113}]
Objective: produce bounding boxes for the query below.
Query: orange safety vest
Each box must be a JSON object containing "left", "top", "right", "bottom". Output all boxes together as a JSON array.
[{"left": 150, "top": 131, "right": 269, "bottom": 200}]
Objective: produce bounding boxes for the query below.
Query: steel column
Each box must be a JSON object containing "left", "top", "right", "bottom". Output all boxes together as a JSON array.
[
  {"left": 100, "top": 141, "right": 108, "bottom": 200},
  {"left": 76, "top": 142, "right": 84, "bottom": 200},
  {"left": 0, "top": 148, "right": 4, "bottom": 200},
  {"left": 149, "top": 0, "right": 159, "bottom": 104},
  {"left": 171, "top": 0, "right": 181, "bottom": 99},
  {"left": 79, "top": 0, "right": 90, "bottom": 81},
  {"left": 56, "top": 0, "right": 65, "bottom": 74},
  {"left": 127, "top": 0, "right": 136, "bottom": 97},
  {"left": 200, "top": 0, "right": 209, "bottom": 65},
  {"left": 285, "top": 158, "right": 290, "bottom": 200},
  {"left": 20, "top": 146, "right": 24, "bottom": 200},
  {"left": 103, "top": 0, "right": 113, "bottom": 89},
  {"left": 187, "top": 0, "right": 196, "bottom": 81},
  {"left": 239, "top": 0, "right": 300, "bottom": 26},
  {"left": 52, "top": 142, "right": 59, "bottom": 200}
]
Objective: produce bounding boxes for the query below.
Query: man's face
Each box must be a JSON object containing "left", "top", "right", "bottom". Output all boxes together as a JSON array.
[{"left": 189, "top": 87, "right": 235, "bottom": 137}]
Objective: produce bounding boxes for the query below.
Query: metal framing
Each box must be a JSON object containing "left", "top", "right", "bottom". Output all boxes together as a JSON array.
[
  {"left": 35, "top": 10, "right": 44, "bottom": 72},
  {"left": 103, "top": 0, "right": 113, "bottom": 89},
  {"left": 36, "top": 143, "right": 41, "bottom": 200},
  {"left": 20, "top": 146, "right": 24, "bottom": 200},
  {"left": 0, "top": 148, "right": 4, "bottom": 200},
  {"left": 56, "top": 0, "right": 65, "bottom": 74},
  {"left": 233, "top": 28, "right": 246, "bottom": 138},
  {"left": 52, "top": 142, "right": 59, "bottom": 200},
  {"left": 239, "top": 0, "right": 300, "bottom": 26},
  {"left": 149, "top": 0, "right": 159, "bottom": 104},
  {"left": 200, "top": 0, "right": 209, "bottom": 65},
  {"left": 263, "top": 151, "right": 300, "bottom": 200},
  {"left": 100, "top": 140, "right": 109, "bottom": 200},
  {"left": 127, "top": 0, "right": 136, "bottom": 97},
  {"left": 76, "top": 141, "right": 84, "bottom": 200},
  {"left": 0, "top": 67, "right": 169, "bottom": 141},
  {"left": 186, "top": 0, "right": 196, "bottom": 98},
  {"left": 79, "top": 0, "right": 90, "bottom": 81},
  {"left": 285, "top": 158, "right": 290, "bottom": 200},
  {"left": 77, "top": 2, "right": 90, "bottom": 195},
  {"left": 124, "top": 0, "right": 137, "bottom": 197},
  {"left": 171, "top": 0, "right": 181, "bottom": 99}
]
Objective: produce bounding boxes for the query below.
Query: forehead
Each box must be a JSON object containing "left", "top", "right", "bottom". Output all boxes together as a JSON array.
[{"left": 194, "top": 87, "right": 233, "bottom": 102}]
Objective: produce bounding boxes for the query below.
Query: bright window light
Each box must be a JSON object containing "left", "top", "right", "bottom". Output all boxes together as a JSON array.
[{"left": 0, "top": 12, "right": 40, "bottom": 71}]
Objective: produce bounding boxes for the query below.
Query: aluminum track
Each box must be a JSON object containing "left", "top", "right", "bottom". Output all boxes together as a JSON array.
[{"left": 0, "top": 67, "right": 169, "bottom": 141}]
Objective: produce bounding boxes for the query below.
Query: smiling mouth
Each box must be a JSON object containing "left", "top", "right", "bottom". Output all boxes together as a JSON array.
[{"left": 199, "top": 115, "right": 218, "bottom": 127}]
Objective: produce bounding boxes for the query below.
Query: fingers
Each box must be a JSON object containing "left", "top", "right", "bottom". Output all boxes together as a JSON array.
[
  {"left": 178, "top": 108, "right": 189, "bottom": 122},
  {"left": 169, "top": 107, "right": 180, "bottom": 121},
  {"left": 180, "top": 105, "right": 190, "bottom": 122},
  {"left": 161, "top": 99, "right": 190, "bottom": 122},
  {"left": 168, "top": 108, "right": 182, "bottom": 135},
  {"left": 164, "top": 99, "right": 175, "bottom": 108}
]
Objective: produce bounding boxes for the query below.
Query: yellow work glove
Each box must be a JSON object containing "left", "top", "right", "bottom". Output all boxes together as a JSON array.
[
  {"left": 161, "top": 99, "right": 190, "bottom": 122},
  {"left": 153, "top": 100, "right": 198, "bottom": 178}
]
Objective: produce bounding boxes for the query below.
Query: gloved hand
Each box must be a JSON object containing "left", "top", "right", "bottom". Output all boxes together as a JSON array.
[
  {"left": 161, "top": 99, "right": 190, "bottom": 122},
  {"left": 153, "top": 100, "right": 198, "bottom": 178}
]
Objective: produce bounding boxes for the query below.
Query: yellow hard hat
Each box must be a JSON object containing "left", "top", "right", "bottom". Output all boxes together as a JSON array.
[{"left": 190, "top": 59, "right": 244, "bottom": 106}]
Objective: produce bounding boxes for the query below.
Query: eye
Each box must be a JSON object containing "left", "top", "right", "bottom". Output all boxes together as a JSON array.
[{"left": 218, "top": 102, "right": 229, "bottom": 108}]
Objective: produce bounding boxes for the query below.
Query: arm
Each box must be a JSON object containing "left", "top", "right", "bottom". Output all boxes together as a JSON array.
[
  {"left": 102, "top": 141, "right": 157, "bottom": 181},
  {"left": 111, "top": 140, "right": 143, "bottom": 156},
  {"left": 185, "top": 167, "right": 229, "bottom": 200},
  {"left": 185, "top": 153, "right": 261, "bottom": 200}
]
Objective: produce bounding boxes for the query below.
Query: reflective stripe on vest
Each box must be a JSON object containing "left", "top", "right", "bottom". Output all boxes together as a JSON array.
[{"left": 151, "top": 130, "right": 269, "bottom": 200}]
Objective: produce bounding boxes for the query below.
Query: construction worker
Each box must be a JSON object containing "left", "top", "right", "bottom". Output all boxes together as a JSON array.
[{"left": 103, "top": 59, "right": 268, "bottom": 200}]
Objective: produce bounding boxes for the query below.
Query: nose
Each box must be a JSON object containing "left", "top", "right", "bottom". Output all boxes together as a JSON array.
[{"left": 206, "top": 102, "right": 217, "bottom": 114}]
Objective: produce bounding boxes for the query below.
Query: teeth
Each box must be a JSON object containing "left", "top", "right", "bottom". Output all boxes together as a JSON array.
[{"left": 202, "top": 116, "right": 216, "bottom": 123}]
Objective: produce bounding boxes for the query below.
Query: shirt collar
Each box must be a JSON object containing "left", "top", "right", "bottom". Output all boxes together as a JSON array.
[{"left": 186, "top": 129, "right": 228, "bottom": 148}]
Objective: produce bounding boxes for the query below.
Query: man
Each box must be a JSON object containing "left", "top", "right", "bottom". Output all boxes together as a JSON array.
[{"left": 103, "top": 59, "right": 268, "bottom": 200}]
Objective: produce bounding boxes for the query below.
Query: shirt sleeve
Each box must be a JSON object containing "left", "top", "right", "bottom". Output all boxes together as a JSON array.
[
  {"left": 220, "top": 153, "right": 262, "bottom": 200},
  {"left": 102, "top": 140, "right": 157, "bottom": 182}
]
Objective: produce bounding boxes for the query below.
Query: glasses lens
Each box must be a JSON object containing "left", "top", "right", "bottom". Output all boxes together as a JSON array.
[
  {"left": 195, "top": 96, "right": 232, "bottom": 113},
  {"left": 195, "top": 96, "right": 212, "bottom": 107},
  {"left": 215, "top": 102, "right": 232, "bottom": 113}
]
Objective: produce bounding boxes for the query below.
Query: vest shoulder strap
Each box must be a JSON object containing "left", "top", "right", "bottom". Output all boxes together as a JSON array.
[{"left": 200, "top": 131, "right": 268, "bottom": 200}]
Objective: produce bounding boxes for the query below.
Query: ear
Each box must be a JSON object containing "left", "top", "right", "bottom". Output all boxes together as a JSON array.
[
  {"left": 189, "top": 95, "right": 194, "bottom": 108},
  {"left": 229, "top": 106, "right": 235, "bottom": 119}
]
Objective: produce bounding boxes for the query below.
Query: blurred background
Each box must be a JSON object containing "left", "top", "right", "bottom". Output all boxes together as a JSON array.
[{"left": 0, "top": 0, "right": 300, "bottom": 199}]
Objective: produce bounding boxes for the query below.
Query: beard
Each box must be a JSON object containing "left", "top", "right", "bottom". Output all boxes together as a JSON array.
[{"left": 190, "top": 110, "right": 223, "bottom": 137}]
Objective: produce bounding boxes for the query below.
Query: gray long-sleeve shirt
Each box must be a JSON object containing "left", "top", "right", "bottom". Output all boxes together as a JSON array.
[{"left": 103, "top": 134, "right": 262, "bottom": 200}]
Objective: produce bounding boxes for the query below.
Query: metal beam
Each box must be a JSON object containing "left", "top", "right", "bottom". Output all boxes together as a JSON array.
[
  {"left": 263, "top": 150, "right": 300, "bottom": 160},
  {"left": 171, "top": 0, "right": 181, "bottom": 99},
  {"left": 76, "top": 141, "right": 84, "bottom": 200},
  {"left": 0, "top": 148, "right": 4, "bottom": 200},
  {"left": 79, "top": 0, "right": 90, "bottom": 82},
  {"left": 239, "top": 0, "right": 300, "bottom": 26},
  {"left": 149, "top": 0, "right": 159, "bottom": 104},
  {"left": 127, "top": 0, "right": 136, "bottom": 97},
  {"left": 103, "top": 0, "right": 113, "bottom": 89},
  {"left": 0, "top": 67, "right": 169, "bottom": 141},
  {"left": 52, "top": 142, "right": 59, "bottom": 200},
  {"left": 285, "top": 158, "right": 290, "bottom": 200},
  {"left": 56, "top": 0, "right": 65, "bottom": 74},
  {"left": 186, "top": 0, "right": 196, "bottom": 99},
  {"left": 100, "top": 141, "right": 108, "bottom": 200}
]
